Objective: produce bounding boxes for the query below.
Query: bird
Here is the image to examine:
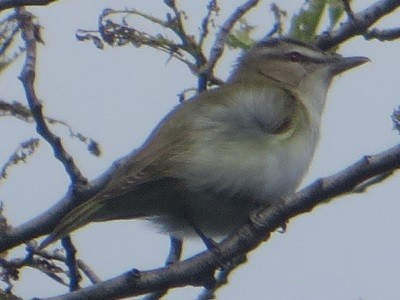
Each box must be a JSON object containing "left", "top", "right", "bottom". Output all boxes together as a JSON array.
[{"left": 40, "top": 38, "right": 369, "bottom": 248}]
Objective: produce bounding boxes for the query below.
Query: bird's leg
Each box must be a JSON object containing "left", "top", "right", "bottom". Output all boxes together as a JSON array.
[
  {"left": 177, "top": 202, "right": 220, "bottom": 252},
  {"left": 187, "top": 218, "right": 231, "bottom": 272},
  {"left": 188, "top": 220, "right": 220, "bottom": 252}
]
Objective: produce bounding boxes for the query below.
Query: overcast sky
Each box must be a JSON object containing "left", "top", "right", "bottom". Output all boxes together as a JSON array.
[{"left": 1, "top": 1, "right": 400, "bottom": 299}]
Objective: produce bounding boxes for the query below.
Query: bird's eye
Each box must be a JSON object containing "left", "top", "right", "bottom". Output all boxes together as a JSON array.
[{"left": 288, "top": 51, "right": 304, "bottom": 62}]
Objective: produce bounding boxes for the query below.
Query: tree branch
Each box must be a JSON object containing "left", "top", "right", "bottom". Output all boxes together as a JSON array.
[
  {"left": 0, "top": 153, "right": 124, "bottom": 252},
  {"left": 16, "top": 8, "right": 87, "bottom": 186},
  {"left": 198, "top": 0, "right": 219, "bottom": 49},
  {"left": 364, "top": 27, "right": 400, "bottom": 41},
  {"left": 0, "top": 98, "right": 101, "bottom": 157},
  {"left": 198, "top": 0, "right": 260, "bottom": 90},
  {"left": 197, "top": 254, "right": 247, "bottom": 300},
  {"left": 4, "top": 2, "right": 400, "bottom": 298},
  {"left": 61, "top": 236, "right": 81, "bottom": 291},
  {"left": 31, "top": 243, "right": 101, "bottom": 284},
  {"left": 0, "top": 0, "right": 58, "bottom": 12},
  {"left": 142, "top": 237, "right": 182, "bottom": 300},
  {"left": 316, "top": 0, "right": 400, "bottom": 50},
  {"left": 32, "top": 142, "right": 400, "bottom": 299}
]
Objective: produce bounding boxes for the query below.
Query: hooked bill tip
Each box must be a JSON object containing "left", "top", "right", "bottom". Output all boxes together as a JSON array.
[{"left": 332, "top": 56, "right": 370, "bottom": 75}]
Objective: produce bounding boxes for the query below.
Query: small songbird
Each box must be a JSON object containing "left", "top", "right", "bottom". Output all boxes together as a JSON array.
[{"left": 41, "top": 38, "right": 369, "bottom": 248}]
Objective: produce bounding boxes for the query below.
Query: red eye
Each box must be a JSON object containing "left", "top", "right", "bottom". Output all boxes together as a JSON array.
[{"left": 288, "top": 51, "right": 303, "bottom": 61}]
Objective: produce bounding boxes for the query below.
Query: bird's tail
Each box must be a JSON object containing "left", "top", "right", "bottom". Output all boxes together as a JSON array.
[{"left": 39, "top": 198, "right": 104, "bottom": 249}]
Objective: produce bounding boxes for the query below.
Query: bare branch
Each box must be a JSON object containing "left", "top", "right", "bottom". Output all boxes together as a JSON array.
[
  {"left": 73, "top": 259, "right": 101, "bottom": 285},
  {"left": 392, "top": 106, "right": 400, "bottom": 134},
  {"left": 199, "top": 0, "right": 261, "bottom": 90},
  {"left": 316, "top": 0, "right": 400, "bottom": 50},
  {"left": 163, "top": 0, "right": 191, "bottom": 48},
  {"left": 0, "top": 248, "right": 68, "bottom": 289},
  {"left": 30, "top": 243, "right": 101, "bottom": 285},
  {"left": 46, "top": 117, "right": 101, "bottom": 157},
  {"left": 263, "top": 3, "right": 286, "bottom": 38},
  {"left": 340, "top": 0, "right": 356, "bottom": 22},
  {"left": 198, "top": 0, "right": 219, "bottom": 48},
  {"left": 364, "top": 27, "right": 400, "bottom": 41},
  {"left": 0, "top": 0, "right": 58, "bottom": 12},
  {"left": 16, "top": 8, "right": 87, "bottom": 186},
  {"left": 24, "top": 142, "right": 400, "bottom": 299},
  {"left": 82, "top": 9, "right": 197, "bottom": 68},
  {"left": 143, "top": 237, "right": 182, "bottom": 300},
  {"left": 0, "top": 13, "right": 23, "bottom": 65},
  {"left": 61, "top": 236, "right": 81, "bottom": 291},
  {"left": 0, "top": 149, "right": 121, "bottom": 252},
  {"left": 2, "top": 2, "right": 400, "bottom": 298},
  {"left": 0, "top": 239, "right": 98, "bottom": 291},
  {"left": 197, "top": 254, "right": 247, "bottom": 300},
  {"left": 0, "top": 99, "right": 101, "bottom": 157},
  {"left": 0, "top": 203, "right": 11, "bottom": 234},
  {"left": 353, "top": 171, "right": 394, "bottom": 193},
  {"left": 163, "top": 0, "right": 210, "bottom": 74}
]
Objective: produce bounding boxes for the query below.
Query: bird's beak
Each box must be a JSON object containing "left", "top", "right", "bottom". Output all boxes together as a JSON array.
[{"left": 331, "top": 56, "right": 370, "bottom": 75}]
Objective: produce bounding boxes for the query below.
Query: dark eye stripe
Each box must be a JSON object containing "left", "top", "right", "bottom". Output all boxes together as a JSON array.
[{"left": 287, "top": 51, "right": 304, "bottom": 62}]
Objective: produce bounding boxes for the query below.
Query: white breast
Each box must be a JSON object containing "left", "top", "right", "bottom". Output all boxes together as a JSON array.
[{"left": 179, "top": 88, "right": 318, "bottom": 200}]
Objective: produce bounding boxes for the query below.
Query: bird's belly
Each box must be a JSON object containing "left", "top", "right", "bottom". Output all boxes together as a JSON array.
[
  {"left": 260, "top": 134, "right": 315, "bottom": 200},
  {"left": 157, "top": 131, "right": 316, "bottom": 238}
]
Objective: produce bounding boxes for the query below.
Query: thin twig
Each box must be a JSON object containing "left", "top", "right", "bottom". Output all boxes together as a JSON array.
[
  {"left": 341, "top": 0, "right": 356, "bottom": 21},
  {"left": 164, "top": 0, "right": 207, "bottom": 66},
  {"left": 92, "top": 11, "right": 197, "bottom": 68},
  {"left": 0, "top": 99, "right": 101, "bottom": 157},
  {"left": 316, "top": 0, "right": 400, "bottom": 50},
  {"left": 61, "top": 236, "right": 81, "bottom": 291},
  {"left": 142, "top": 237, "right": 182, "bottom": 300},
  {"left": 31, "top": 244, "right": 101, "bottom": 284},
  {"left": 0, "top": 248, "right": 68, "bottom": 288},
  {"left": 197, "top": 254, "right": 247, "bottom": 300},
  {"left": 0, "top": 13, "right": 20, "bottom": 58},
  {"left": 198, "top": 0, "right": 219, "bottom": 47},
  {"left": 364, "top": 27, "right": 400, "bottom": 41},
  {"left": 199, "top": 0, "right": 261, "bottom": 91},
  {"left": 74, "top": 259, "right": 101, "bottom": 285},
  {"left": 16, "top": 8, "right": 87, "bottom": 186},
  {"left": 264, "top": 3, "right": 286, "bottom": 38},
  {"left": 164, "top": 0, "right": 189, "bottom": 45}
]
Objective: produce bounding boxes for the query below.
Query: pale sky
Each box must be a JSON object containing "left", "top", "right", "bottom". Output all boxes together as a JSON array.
[{"left": 1, "top": 1, "right": 400, "bottom": 299}]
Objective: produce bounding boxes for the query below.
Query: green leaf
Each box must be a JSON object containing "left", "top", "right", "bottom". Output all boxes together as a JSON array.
[
  {"left": 289, "top": 0, "right": 327, "bottom": 42},
  {"left": 226, "top": 19, "right": 257, "bottom": 50},
  {"left": 327, "top": 0, "right": 346, "bottom": 30}
]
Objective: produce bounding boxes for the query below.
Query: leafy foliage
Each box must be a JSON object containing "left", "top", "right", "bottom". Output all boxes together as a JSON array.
[
  {"left": 226, "top": 19, "right": 256, "bottom": 50},
  {"left": 289, "top": 0, "right": 346, "bottom": 42}
]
